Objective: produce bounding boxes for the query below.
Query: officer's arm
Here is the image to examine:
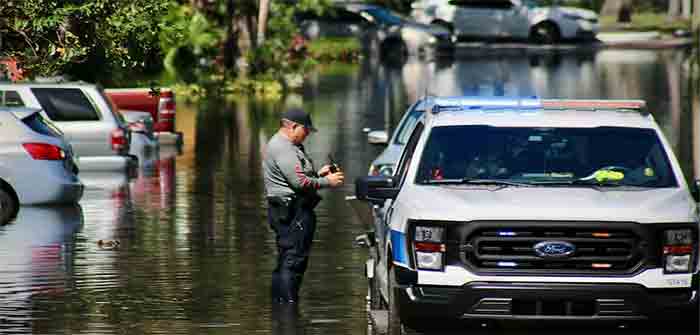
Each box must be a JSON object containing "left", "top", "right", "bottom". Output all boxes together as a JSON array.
[{"left": 277, "top": 150, "right": 330, "bottom": 191}]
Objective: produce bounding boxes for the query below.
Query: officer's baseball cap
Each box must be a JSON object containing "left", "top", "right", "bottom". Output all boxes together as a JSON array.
[{"left": 282, "top": 107, "right": 317, "bottom": 132}]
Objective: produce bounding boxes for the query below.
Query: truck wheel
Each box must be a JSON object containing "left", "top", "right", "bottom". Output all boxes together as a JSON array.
[
  {"left": 0, "top": 188, "right": 18, "bottom": 224},
  {"left": 387, "top": 267, "right": 403, "bottom": 335},
  {"left": 682, "top": 298, "right": 699, "bottom": 330}
]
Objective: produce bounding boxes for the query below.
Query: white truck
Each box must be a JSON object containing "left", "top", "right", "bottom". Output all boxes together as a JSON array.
[{"left": 354, "top": 97, "right": 699, "bottom": 334}]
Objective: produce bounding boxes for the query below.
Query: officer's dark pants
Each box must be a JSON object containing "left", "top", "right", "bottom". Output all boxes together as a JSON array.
[{"left": 268, "top": 201, "right": 316, "bottom": 303}]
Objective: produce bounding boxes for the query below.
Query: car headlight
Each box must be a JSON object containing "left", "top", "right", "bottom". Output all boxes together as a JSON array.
[
  {"left": 562, "top": 13, "right": 584, "bottom": 21},
  {"left": 428, "top": 36, "right": 437, "bottom": 44},
  {"left": 663, "top": 229, "right": 696, "bottom": 274}
]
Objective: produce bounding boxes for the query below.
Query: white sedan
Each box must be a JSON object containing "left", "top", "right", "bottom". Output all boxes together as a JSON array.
[{"left": 411, "top": 0, "right": 599, "bottom": 43}]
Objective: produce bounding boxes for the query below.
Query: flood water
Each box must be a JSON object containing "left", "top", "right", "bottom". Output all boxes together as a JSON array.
[{"left": 1, "top": 46, "right": 698, "bottom": 334}]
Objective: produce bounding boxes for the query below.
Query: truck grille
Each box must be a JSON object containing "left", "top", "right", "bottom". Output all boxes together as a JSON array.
[{"left": 456, "top": 223, "right": 647, "bottom": 275}]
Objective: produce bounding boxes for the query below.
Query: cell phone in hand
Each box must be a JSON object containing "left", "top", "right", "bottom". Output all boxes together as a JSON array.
[{"left": 328, "top": 154, "right": 339, "bottom": 173}]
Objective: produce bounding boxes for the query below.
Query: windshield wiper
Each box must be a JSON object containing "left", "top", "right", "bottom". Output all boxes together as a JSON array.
[
  {"left": 529, "top": 179, "right": 624, "bottom": 188},
  {"left": 425, "top": 178, "right": 533, "bottom": 187}
]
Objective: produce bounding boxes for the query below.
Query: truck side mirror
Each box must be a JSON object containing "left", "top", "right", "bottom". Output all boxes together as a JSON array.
[
  {"left": 367, "top": 130, "right": 389, "bottom": 145},
  {"left": 355, "top": 176, "right": 399, "bottom": 202},
  {"left": 692, "top": 180, "right": 700, "bottom": 202}
]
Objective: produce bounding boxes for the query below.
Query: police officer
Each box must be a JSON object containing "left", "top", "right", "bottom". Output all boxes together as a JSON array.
[{"left": 263, "top": 108, "right": 344, "bottom": 304}]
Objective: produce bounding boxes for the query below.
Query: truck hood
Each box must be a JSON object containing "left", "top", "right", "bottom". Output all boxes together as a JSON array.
[{"left": 401, "top": 186, "right": 696, "bottom": 223}]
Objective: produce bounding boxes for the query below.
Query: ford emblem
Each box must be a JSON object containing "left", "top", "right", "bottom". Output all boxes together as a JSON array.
[{"left": 533, "top": 241, "right": 576, "bottom": 258}]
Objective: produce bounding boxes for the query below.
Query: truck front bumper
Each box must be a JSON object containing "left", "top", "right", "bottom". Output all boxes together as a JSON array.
[{"left": 396, "top": 281, "right": 697, "bottom": 322}]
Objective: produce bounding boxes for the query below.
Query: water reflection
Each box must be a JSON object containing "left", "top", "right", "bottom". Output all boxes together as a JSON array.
[
  {"left": 1, "top": 46, "right": 697, "bottom": 334},
  {"left": 0, "top": 205, "right": 83, "bottom": 333}
]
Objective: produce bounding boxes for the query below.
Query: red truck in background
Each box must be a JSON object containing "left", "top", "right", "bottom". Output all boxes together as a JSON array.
[{"left": 104, "top": 88, "right": 183, "bottom": 146}]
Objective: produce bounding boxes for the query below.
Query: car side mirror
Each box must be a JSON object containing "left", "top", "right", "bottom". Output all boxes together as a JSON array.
[
  {"left": 355, "top": 176, "right": 399, "bottom": 202},
  {"left": 692, "top": 180, "right": 700, "bottom": 202}
]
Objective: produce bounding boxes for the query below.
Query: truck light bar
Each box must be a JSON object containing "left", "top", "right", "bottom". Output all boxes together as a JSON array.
[
  {"left": 427, "top": 97, "right": 648, "bottom": 115},
  {"left": 542, "top": 99, "right": 646, "bottom": 110},
  {"left": 430, "top": 96, "right": 541, "bottom": 114}
]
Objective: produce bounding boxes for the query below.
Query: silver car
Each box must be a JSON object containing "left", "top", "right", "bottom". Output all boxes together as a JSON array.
[
  {"left": 368, "top": 99, "right": 426, "bottom": 176},
  {"left": 298, "top": 4, "right": 455, "bottom": 59},
  {"left": 0, "top": 107, "right": 83, "bottom": 222},
  {"left": 0, "top": 83, "right": 138, "bottom": 173}
]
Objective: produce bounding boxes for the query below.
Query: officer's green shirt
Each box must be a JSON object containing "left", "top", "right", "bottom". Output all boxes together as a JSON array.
[{"left": 263, "top": 132, "right": 330, "bottom": 198}]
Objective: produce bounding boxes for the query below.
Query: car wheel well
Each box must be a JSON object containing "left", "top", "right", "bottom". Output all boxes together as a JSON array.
[
  {"left": 0, "top": 178, "right": 19, "bottom": 219},
  {"left": 530, "top": 21, "right": 561, "bottom": 44}
]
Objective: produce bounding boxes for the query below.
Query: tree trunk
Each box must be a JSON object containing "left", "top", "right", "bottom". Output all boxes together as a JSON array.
[
  {"left": 257, "top": 0, "right": 270, "bottom": 46},
  {"left": 693, "top": 0, "right": 700, "bottom": 40},
  {"left": 600, "top": 0, "right": 634, "bottom": 22},
  {"left": 600, "top": 0, "right": 623, "bottom": 16},
  {"left": 682, "top": 0, "right": 691, "bottom": 19},
  {"left": 668, "top": 0, "right": 682, "bottom": 18}
]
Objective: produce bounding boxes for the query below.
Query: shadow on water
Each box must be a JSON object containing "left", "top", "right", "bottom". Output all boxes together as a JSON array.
[{"left": 0, "top": 45, "right": 698, "bottom": 334}]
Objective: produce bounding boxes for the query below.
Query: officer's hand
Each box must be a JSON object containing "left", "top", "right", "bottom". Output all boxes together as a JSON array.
[
  {"left": 319, "top": 165, "right": 332, "bottom": 177},
  {"left": 326, "top": 172, "right": 344, "bottom": 187}
]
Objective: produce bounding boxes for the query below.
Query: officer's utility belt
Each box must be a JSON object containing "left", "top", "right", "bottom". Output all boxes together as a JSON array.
[{"left": 267, "top": 193, "right": 321, "bottom": 211}]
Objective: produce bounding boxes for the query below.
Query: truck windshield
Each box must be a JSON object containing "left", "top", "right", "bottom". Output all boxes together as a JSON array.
[{"left": 415, "top": 125, "right": 678, "bottom": 188}]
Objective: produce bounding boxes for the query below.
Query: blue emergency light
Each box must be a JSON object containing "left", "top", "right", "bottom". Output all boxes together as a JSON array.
[{"left": 429, "top": 96, "right": 542, "bottom": 114}]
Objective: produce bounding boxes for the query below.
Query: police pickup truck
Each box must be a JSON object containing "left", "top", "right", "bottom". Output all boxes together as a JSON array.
[{"left": 354, "top": 96, "right": 699, "bottom": 334}]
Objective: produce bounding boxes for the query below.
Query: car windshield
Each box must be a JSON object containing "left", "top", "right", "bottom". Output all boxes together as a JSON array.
[
  {"left": 363, "top": 7, "right": 405, "bottom": 25},
  {"left": 415, "top": 125, "right": 677, "bottom": 188}
]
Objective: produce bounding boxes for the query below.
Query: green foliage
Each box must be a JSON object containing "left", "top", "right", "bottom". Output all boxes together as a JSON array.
[
  {"left": 0, "top": 0, "right": 172, "bottom": 81},
  {"left": 246, "top": 0, "right": 331, "bottom": 77},
  {"left": 307, "top": 38, "right": 362, "bottom": 63},
  {"left": 600, "top": 13, "right": 691, "bottom": 33},
  {"left": 159, "top": 4, "right": 224, "bottom": 83}
]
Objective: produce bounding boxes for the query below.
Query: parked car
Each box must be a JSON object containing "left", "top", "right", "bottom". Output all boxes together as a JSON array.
[
  {"left": 410, "top": 0, "right": 599, "bottom": 43},
  {"left": 354, "top": 97, "right": 698, "bottom": 334},
  {"left": 104, "top": 88, "right": 183, "bottom": 146},
  {"left": 0, "top": 82, "right": 138, "bottom": 173},
  {"left": 368, "top": 99, "right": 426, "bottom": 176},
  {"left": 0, "top": 107, "right": 83, "bottom": 222},
  {"left": 298, "top": 4, "right": 455, "bottom": 59}
]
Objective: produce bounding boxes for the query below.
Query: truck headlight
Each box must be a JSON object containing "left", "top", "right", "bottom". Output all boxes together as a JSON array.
[
  {"left": 663, "top": 229, "right": 696, "bottom": 274},
  {"left": 413, "top": 223, "right": 446, "bottom": 271},
  {"left": 416, "top": 251, "right": 443, "bottom": 270},
  {"left": 666, "top": 255, "right": 692, "bottom": 273}
]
